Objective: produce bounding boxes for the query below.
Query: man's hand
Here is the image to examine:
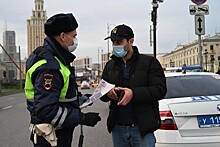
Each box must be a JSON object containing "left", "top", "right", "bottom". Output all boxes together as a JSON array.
[
  {"left": 116, "top": 87, "right": 133, "bottom": 106},
  {"left": 106, "top": 88, "right": 118, "bottom": 100}
]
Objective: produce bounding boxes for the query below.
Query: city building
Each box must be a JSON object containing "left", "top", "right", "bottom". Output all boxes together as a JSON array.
[
  {"left": 156, "top": 53, "right": 167, "bottom": 65},
  {"left": 73, "top": 57, "right": 92, "bottom": 71},
  {"left": 160, "top": 33, "right": 220, "bottom": 72},
  {"left": 15, "top": 59, "right": 26, "bottom": 80},
  {"left": 72, "top": 57, "right": 93, "bottom": 80},
  {"left": 0, "top": 61, "right": 6, "bottom": 82},
  {"left": 27, "top": 0, "right": 47, "bottom": 56},
  {"left": 101, "top": 52, "right": 110, "bottom": 71},
  {"left": 1, "top": 30, "right": 20, "bottom": 82}
]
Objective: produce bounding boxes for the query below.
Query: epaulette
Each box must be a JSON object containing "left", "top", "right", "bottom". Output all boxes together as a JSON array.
[{"left": 33, "top": 46, "right": 60, "bottom": 70}]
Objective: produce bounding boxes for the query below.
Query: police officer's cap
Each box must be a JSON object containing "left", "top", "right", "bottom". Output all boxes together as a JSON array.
[{"left": 44, "top": 13, "right": 78, "bottom": 36}]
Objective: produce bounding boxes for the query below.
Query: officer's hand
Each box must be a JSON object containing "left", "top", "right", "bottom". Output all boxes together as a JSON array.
[
  {"left": 84, "top": 94, "right": 92, "bottom": 98},
  {"left": 84, "top": 94, "right": 93, "bottom": 106},
  {"left": 80, "top": 112, "right": 101, "bottom": 127},
  {"left": 79, "top": 94, "right": 93, "bottom": 106},
  {"left": 78, "top": 95, "right": 89, "bottom": 106}
]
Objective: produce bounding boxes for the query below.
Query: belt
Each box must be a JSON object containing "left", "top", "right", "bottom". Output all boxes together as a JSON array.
[{"left": 117, "top": 123, "right": 136, "bottom": 127}]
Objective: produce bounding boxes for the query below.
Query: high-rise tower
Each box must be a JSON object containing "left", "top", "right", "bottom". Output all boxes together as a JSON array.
[
  {"left": 2, "top": 30, "right": 19, "bottom": 82},
  {"left": 27, "top": 0, "right": 47, "bottom": 56}
]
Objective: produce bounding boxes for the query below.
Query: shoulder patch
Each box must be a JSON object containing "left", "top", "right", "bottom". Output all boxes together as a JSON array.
[{"left": 43, "top": 74, "right": 54, "bottom": 90}]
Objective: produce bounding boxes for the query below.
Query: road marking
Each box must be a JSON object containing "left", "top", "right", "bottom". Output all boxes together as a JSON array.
[{"left": 2, "top": 106, "right": 12, "bottom": 110}]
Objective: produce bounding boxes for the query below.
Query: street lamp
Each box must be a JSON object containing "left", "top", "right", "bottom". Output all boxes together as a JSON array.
[
  {"left": 204, "top": 49, "right": 208, "bottom": 71},
  {"left": 98, "top": 48, "right": 100, "bottom": 78},
  {"left": 107, "top": 23, "right": 115, "bottom": 60},
  {"left": 151, "top": 0, "right": 164, "bottom": 58},
  {"left": 101, "top": 49, "right": 103, "bottom": 71},
  {"left": 97, "top": 47, "right": 102, "bottom": 82},
  {"left": 18, "top": 46, "right": 22, "bottom": 90}
]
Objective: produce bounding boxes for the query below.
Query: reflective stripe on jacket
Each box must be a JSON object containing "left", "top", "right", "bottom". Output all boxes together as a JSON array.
[{"left": 25, "top": 57, "right": 70, "bottom": 100}]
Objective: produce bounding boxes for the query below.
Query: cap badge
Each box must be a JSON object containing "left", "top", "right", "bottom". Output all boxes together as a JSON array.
[{"left": 112, "top": 28, "right": 117, "bottom": 34}]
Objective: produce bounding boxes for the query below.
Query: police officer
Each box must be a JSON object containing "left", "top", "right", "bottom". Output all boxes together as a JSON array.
[{"left": 25, "top": 13, "right": 101, "bottom": 147}]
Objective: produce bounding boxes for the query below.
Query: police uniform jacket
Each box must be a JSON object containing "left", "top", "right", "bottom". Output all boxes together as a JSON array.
[
  {"left": 25, "top": 36, "right": 81, "bottom": 128},
  {"left": 101, "top": 46, "right": 167, "bottom": 137}
]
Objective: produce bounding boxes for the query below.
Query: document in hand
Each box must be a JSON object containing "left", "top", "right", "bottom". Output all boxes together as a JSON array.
[{"left": 80, "top": 79, "right": 115, "bottom": 109}]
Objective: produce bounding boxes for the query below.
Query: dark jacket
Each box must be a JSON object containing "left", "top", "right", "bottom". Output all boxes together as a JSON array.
[
  {"left": 25, "top": 36, "right": 81, "bottom": 128},
  {"left": 101, "top": 46, "right": 167, "bottom": 137}
]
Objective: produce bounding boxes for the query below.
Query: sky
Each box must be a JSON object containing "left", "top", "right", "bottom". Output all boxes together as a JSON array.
[{"left": 0, "top": 0, "right": 220, "bottom": 63}]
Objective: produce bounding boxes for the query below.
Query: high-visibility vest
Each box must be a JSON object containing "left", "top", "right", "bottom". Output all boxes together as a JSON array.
[{"left": 25, "top": 57, "right": 71, "bottom": 100}]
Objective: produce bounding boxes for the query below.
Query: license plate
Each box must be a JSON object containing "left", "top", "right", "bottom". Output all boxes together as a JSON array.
[{"left": 198, "top": 115, "right": 220, "bottom": 128}]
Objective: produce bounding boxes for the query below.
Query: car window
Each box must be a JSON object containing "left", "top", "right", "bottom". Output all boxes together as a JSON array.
[{"left": 165, "top": 75, "right": 220, "bottom": 99}]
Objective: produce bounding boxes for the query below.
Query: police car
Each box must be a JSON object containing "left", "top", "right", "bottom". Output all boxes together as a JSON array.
[{"left": 155, "top": 66, "right": 220, "bottom": 147}]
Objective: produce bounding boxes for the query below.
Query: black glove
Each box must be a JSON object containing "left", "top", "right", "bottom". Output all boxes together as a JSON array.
[
  {"left": 80, "top": 112, "right": 101, "bottom": 127},
  {"left": 84, "top": 94, "right": 92, "bottom": 97}
]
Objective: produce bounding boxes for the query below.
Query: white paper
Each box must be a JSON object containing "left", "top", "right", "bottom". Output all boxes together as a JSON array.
[{"left": 80, "top": 79, "right": 115, "bottom": 109}]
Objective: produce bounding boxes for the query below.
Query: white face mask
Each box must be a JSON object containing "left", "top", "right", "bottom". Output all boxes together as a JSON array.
[
  {"left": 68, "top": 37, "right": 78, "bottom": 52},
  {"left": 64, "top": 34, "right": 78, "bottom": 52}
]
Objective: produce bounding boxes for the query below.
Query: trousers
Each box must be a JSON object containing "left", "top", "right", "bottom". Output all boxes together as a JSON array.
[{"left": 112, "top": 124, "right": 156, "bottom": 147}]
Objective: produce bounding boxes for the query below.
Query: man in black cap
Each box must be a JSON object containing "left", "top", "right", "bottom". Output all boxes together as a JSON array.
[
  {"left": 25, "top": 13, "right": 101, "bottom": 147},
  {"left": 101, "top": 24, "right": 167, "bottom": 147}
]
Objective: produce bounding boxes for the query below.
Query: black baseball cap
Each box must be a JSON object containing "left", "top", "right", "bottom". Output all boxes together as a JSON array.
[
  {"left": 44, "top": 13, "right": 78, "bottom": 36},
  {"left": 104, "top": 24, "right": 134, "bottom": 41}
]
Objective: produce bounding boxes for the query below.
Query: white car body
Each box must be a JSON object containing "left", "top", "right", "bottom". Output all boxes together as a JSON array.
[
  {"left": 80, "top": 81, "right": 90, "bottom": 89},
  {"left": 155, "top": 72, "right": 220, "bottom": 147}
]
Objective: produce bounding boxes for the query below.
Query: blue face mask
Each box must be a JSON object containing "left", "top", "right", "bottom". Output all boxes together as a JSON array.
[{"left": 113, "top": 45, "right": 127, "bottom": 58}]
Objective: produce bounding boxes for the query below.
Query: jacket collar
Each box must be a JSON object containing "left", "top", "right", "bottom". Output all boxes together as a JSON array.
[{"left": 43, "top": 36, "right": 76, "bottom": 65}]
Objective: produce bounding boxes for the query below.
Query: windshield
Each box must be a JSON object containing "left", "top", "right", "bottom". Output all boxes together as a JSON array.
[{"left": 165, "top": 75, "right": 220, "bottom": 99}]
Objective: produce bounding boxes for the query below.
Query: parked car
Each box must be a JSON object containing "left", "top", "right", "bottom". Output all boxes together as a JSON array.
[
  {"left": 155, "top": 71, "right": 220, "bottom": 147},
  {"left": 91, "top": 82, "right": 98, "bottom": 88},
  {"left": 80, "top": 81, "right": 90, "bottom": 89}
]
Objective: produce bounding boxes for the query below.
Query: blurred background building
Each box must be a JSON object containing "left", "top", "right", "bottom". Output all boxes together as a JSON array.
[
  {"left": 27, "top": 0, "right": 47, "bottom": 56},
  {"left": 158, "top": 33, "right": 220, "bottom": 72},
  {"left": 2, "top": 30, "right": 19, "bottom": 82}
]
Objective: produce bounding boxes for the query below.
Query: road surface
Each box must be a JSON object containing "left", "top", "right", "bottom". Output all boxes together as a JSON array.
[{"left": 0, "top": 88, "right": 113, "bottom": 147}]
